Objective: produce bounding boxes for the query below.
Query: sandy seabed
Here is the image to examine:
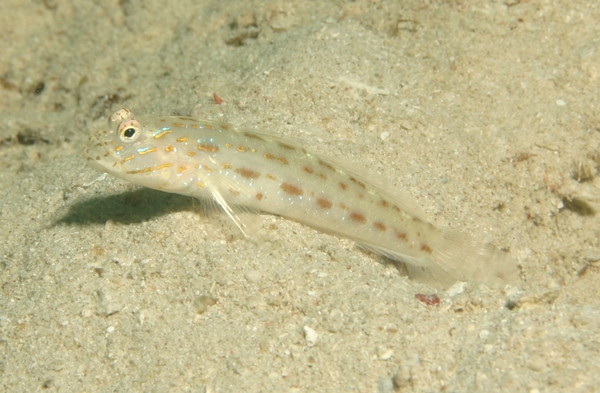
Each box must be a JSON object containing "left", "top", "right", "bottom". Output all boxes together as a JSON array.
[{"left": 1, "top": 1, "right": 599, "bottom": 392}]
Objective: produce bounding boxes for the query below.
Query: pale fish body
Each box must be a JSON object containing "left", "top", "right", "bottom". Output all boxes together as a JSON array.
[{"left": 84, "top": 108, "right": 519, "bottom": 288}]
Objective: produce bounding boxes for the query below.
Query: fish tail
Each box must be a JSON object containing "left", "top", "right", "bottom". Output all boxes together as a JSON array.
[{"left": 405, "top": 230, "right": 520, "bottom": 288}]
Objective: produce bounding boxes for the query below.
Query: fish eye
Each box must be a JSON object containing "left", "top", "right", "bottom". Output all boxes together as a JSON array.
[
  {"left": 123, "top": 127, "right": 136, "bottom": 138},
  {"left": 117, "top": 119, "right": 142, "bottom": 142}
]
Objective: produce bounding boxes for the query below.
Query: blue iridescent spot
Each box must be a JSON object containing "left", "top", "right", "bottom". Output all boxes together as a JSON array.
[
  {"left": 152, "top": 127, "right": 171, "bottom": 137},
  {"left": 137, "top": 146, "right": 153, "bottom": 153}
]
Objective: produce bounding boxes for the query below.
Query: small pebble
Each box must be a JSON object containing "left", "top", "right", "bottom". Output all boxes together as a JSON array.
[
  {"left": 379, "top": 348, "right": 394, "bottom": 360},
  {"left": 244, "top": 269, "right": 262, "bottom": 283},
  {"left": 303, "top": 326, "right": 318, "bottom": 347}
]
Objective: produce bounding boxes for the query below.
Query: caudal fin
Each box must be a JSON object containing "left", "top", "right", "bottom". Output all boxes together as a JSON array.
[{"left": 405, "top": 230, "right": 520, "bottom": 288}]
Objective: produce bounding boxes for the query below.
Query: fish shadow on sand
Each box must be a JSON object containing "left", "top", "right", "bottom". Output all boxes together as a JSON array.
[{"left": 58, "top": 188, "right": 218, "bottom": 226}]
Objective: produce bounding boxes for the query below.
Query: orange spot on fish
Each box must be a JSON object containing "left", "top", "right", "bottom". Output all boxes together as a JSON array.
[
  {"left": 121, "top": 155, "right": 135, "bottom": 164},
  {"left": 153, "top": 130, "right": 172, "bottom": 139},
  {"left": 156, "top": 163, "right": 173, "bottom": 171},
  {"left": 395, "top": 231, "right": 408, "bottom": 241},
  {"left": 349, "top": 212, "right": 367, "bottom": 224},
  {"left": 235, "top": 167, "right": 261, "bottom": 179},
  {"left": 280, "top": 182, "right": 303, "bottom": 196},
  {"left": 198, "top": 144, "right": 219, "bottom": 152},
  {"left": 317, "top": 198, "right": 332, "bottom": 209},
  {"left": 138, "top": 147, "right": 158, "bottom": 155},
  {"left": 420, "top": 243, "right": 433, "bottom": 254},
  {"left": 373, "top": 222, "right": 386, "bottom": 231}
]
